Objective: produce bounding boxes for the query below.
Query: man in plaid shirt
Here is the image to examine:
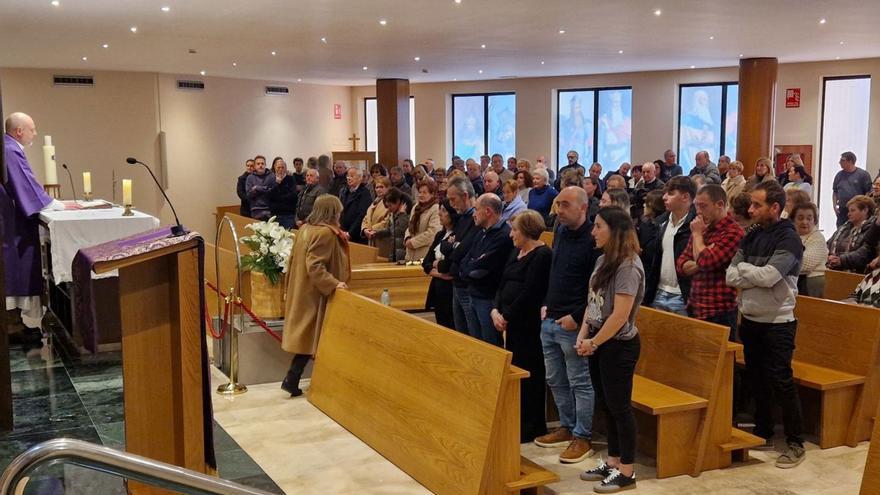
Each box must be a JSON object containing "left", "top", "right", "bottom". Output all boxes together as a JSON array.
[{"left": 676, "top": 184, "right": 744, "bottom": 339}]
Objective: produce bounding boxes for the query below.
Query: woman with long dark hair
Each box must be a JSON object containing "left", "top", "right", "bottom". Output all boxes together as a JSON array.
[
  {"left": 576, "top": 207, "right": 644, "bottom": 493},
  {"left": 422, "top": 200, "right": 458, "bottom": 329}
]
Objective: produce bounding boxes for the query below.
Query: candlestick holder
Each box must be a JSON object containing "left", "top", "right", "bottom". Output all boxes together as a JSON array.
[
  {"left": 122, "top": 204, "right": 134, "bottom": 216},
  {"left": 83, "top": 191, "right": 93, "bottom": 202}
]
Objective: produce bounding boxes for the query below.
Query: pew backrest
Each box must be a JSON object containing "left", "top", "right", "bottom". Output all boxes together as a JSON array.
[
  {"left": 310, "top": 290, "right": 518, "bottom": 495},
  {"left": 794, "top": 295, "right": 880, "bottom": 377},
  {"left": 824, "top": 269, "right": 865, "bottom": 301},
  {"left": 635, "top": 307, "right": 729, "bottom": 401}
]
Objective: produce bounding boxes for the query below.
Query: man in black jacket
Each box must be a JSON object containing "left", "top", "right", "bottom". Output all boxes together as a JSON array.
[
  {"left": 556, "top": 150, "right": 586, "bottom": 190},
  {"left": 339, "top": 167, "right": 372, "bottom": 244},
  {"left": 659, "top": 149, "right": 683, "bottom": 182},
  {"left": 328, "top": 160, "right": 349, "bottom": 197},
  {"left": 533, "top": 186, "right": 600, "bottom": 465},
  {"left": 644, "top": 176, "right": 696, "bottom": 313},
  {"left": 443, "top": 176, "right": 481, "bottom": 335},
  {"left": 459, "top": 194, "right": 513, "bottom": 346},
  {"left": 236, "top": 159, "right": 255, "bottom": 217}
]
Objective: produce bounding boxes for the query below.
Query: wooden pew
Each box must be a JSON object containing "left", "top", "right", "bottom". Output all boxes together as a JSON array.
[
  {"left": 824, "top": 269, "right": 864, "bottom": 300},
  {"left": 633, "top": 308, "right": 763, "bottom": 478},
  {"left": 735, "top": 296, "right": 880, "bottom": 448},
  {"left": 793, "top": 295, "right": 880, "bottom": 448},
  {"left": 349, "top": 262, "right": 431, "bottom": 310},
  {"left": 539, "top": 231, "right": 554, "bottom": 247},
  {"left": 860, "top": 401, "right": 880, "bottom": 494},
  {"left": 215, "top": 204, "right": 239, "bottom": 229},
  {"left": 309, "top": 290, "right": 558, "bottom": 495}
]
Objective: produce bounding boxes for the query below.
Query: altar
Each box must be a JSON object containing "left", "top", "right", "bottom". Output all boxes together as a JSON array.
[{"left": 39, "top": 202, "right": 160, "bottom": 351}]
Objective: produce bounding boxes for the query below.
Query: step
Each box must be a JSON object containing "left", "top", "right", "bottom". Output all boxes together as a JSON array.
[
  {"left": 720, "top": 428, "right": 766, "bottom": 452},
  {"left": 505, "top": 456, "right": 560, "bottom": 492}
]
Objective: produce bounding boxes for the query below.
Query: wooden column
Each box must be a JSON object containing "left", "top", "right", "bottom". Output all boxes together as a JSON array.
[
  {"left": 737, "top": 58, "right": 778, "bottom": 177},
  {"left": 376, "top": 79, "right": 411, "bottom": 166}
]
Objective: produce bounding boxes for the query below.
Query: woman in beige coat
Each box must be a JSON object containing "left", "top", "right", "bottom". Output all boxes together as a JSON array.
[
  {"left": 405, "top": 181, "right": 442, "bottom": 261},
  {"left": 362, "top": 177, "right": 391, "bottom": 258},
  {"left": 281, "top": 194, "right": 351, "bottom": 397},
  {"left": 722, "top": 161, "right": 747, "bottom": 201}
]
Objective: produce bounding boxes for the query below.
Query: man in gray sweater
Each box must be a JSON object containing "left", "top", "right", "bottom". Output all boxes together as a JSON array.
[{"left": 726, "top": 180, "right": 805, "bottom": 469}]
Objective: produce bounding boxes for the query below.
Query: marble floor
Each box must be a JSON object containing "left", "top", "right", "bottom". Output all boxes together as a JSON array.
[
  {"left": 0, "top": 327, "right": 282, "bottom": 494},
  {"left": 213, "top": 373, "right": 871, "bottom": 495}
]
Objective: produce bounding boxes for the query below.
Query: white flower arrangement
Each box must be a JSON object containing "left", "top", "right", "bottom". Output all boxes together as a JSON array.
[{"left": 239, "top": 216, "right": 294, "bottom": 285}]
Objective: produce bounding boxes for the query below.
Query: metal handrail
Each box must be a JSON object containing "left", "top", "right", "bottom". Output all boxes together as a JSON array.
[{"left": 0, "top": 439, "right": 275, "bottom": 495}]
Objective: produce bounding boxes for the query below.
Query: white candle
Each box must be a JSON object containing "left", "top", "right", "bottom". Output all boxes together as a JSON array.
[
  {"left": 83, "top": 172, "right": 92, "bottom": 194},
  {"left": 43, "top": 135, "right": 57, "bottom": 184},
  {"left": 122, "top": 179, "right": 132, "bottom": 205}
]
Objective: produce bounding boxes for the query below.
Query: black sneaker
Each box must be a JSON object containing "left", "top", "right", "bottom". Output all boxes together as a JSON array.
[
  {"left": 580, "top": 461, "right": 613, "bottom": 481},
  {"left": 593, "top": 468, "right": 636, "bottom": 493}
]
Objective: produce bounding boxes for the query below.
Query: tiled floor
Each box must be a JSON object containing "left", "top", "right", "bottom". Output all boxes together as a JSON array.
[{"left": 0, "top": 328, "right": 282, "bottom": 494}]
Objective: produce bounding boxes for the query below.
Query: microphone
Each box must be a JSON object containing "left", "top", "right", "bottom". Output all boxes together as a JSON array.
[
  {"left": 126, "top": 157, "right": 186, "bottom": 237},
  {"left": 61, "top": 163, "right": 78, "bottom": 203}
]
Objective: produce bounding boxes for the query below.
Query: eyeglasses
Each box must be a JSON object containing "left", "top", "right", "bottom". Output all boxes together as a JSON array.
[{"left": 567, "top": 155, "right": 577, "bottom": 160}]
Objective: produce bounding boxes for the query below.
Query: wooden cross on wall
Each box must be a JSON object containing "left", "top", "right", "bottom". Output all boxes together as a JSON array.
[{"left": 348, "top": 133, "right": 360, "bottom": 151}]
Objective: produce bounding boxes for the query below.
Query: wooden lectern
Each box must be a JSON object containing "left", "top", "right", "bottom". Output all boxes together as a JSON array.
[{"left": 93, "top": 238, "right": 209, "bottom": 494}]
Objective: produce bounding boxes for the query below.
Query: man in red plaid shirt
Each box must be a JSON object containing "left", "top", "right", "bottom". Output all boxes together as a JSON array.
[{"left": 676, "top": 184, "right": 744, "bottom": 339}]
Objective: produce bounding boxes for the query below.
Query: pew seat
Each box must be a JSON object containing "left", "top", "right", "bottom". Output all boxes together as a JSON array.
[
  {"left": 735, "top": 354, "right": 866, "bottom": 391},
  {"left": 632, "top": 375, "right": 709, "bottom": 415},
  {"left": 504, "top": 456, "right": 560, "bottom": 494}
]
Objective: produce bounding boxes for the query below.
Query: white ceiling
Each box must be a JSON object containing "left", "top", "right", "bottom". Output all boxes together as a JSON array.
[{"left": 1, "top": 0, "right": 878, "bottom": 86}]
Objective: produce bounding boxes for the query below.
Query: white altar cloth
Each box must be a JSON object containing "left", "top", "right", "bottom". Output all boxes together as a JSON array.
[{"left": 39, "top": 206, "right": 160, "bottom": 283}]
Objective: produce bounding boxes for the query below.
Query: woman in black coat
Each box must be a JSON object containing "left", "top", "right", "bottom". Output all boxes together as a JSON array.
[
  {"left": 422, "top": 200, "right": 458, "bottom": 329},
  {"left": 491, "top": 209, "right": 553, "bottom": 443}
]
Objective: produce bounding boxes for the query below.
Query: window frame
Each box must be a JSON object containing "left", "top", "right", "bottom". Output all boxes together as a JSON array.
[
  {"left": 363, "top": 96, "right": 415, "bottom": 152},
  {"left": 556, "top": 86, "right": 633, "bottom": 171},
  {"left": 450, "top": 91, "right": 516, "bottom": 159},
  {"left": 676, "top": 81, "right": 739, "bottom": 166}
]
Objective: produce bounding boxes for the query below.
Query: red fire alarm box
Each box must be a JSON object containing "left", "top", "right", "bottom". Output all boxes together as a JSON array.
[
  {"left": 333, "top": 104, "right": 343, "bottom": 119},
  {"left": 785, "top": 88, "right": 801, "bottom": 108}
]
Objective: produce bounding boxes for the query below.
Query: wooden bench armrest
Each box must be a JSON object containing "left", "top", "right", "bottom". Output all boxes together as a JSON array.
[
  {"left": 504, "top": 457, "right": 560, "bottom": 492},
  {"left": 632, "top": 375, "right": 708, "bottom": 415}
]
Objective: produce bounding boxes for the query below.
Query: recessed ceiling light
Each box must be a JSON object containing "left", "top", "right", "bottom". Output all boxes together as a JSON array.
[
  {"left": 51, "top": 0, "right": 60, "bottom": 6},
  {"left": 480, "top": 44, "right": 486, "bottom": 48},
  {"left": 297, "top": 78, "right": 303, "bottom": 82},
  {"left": 81, "top": 56, "right": 88, "bottom": 61},
  {"left": 102, "top": 43, "right": 109, "bottom": 49},
  {"left": 478, "top": 69, "right": 483, "bottom": 74},
  {"left": 200, "top": 70, "right": 206, "bottom": 76},
  {"left": 455, "top": 0, "right": 462, "bottom": 3},
  {"left": 453, "top": 78, "right": 458, "bottom": 81},
  {"left": 414, "top": 56, "right": 420, "bottom": 61},
  {"left": 836, "top": 56, "right": 841, "bottom": 60},
  {"left": 130, "top": 26, "right": 138, "bottom": 33},
  {"left": 839, "top": 40, "right": 845, "bottom": 45},
  {"left": 232, "top": 62, "right": 237, "bottom": 67},
  {"left": 379, "top": 19, "right": 387, "bottom": 25},
  {"left": 321, "top": 37, "right": 327, "bottom": 43},
  {"left": 819, "top": 18, "right": 827, "bottom": 24},
  {"left": 709, "top": 35, "right": 715, "bottom": 40},
  {"left": 739, "top": 53, "right": 744, "bottom": 58},
  {"left": 271, "top": 51, "right": 277, "bottom": 56},
  {"left": 540, "top": 60, "right": 545, "bottom": 65},
  {"left": 160, "top": 6, "right": 170, "bottom": 12},
  {"left": 558, "top": 30, "right": 566, "bottom": 34},
  {"left": 690, "top": 65, "right": 696, "bottom": 69},
  {"left": 654, "top": 8, "right": 662, "bottom": 16},
  {"left": 618, "top": 49, "right": 624, "bottom": 54},
  {"left": 363, "top": 66, "right": 368, "bottom": 70}
]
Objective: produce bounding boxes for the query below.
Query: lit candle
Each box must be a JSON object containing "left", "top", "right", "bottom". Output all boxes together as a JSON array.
[
  {"left": 122, "top": 179, "right": 132, "bottom": 205},
  {"left": 82, "top": 172, "right": 92, "bottom": 194},
  {"left": 43, "top": 136, "right": 58, "bottom": 184}
]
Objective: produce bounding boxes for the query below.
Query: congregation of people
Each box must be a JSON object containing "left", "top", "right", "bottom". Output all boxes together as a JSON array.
[{"left": 238, "top": 146, "right": 880, "bottom": 493}]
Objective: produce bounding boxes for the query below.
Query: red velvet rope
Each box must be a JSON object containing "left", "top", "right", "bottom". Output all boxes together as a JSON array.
[{"left": 204, "top": 281, "right": 283, "bottom": 343}]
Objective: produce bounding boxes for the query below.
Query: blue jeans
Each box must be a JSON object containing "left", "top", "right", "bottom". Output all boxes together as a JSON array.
[
  {"left": 469, "top": 296, "right": 503, "bottom": 347},
  {"left": 541, "top": 318, "right": 594, "bottom": 439},
  {"left": 275, "top": 214, "right": 295, "bottom": 230},
  {"left": 452, "top": 286, "right": 472, "bottom": 335},
  {"left": 652, "top": 289, "right": 687, "bottom": 316}
]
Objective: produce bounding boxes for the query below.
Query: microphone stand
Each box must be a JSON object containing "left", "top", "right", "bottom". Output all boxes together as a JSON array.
[
  {"left": 61, "top": 164, "right": 79, "bottom": 204},
  {"left": 127, "top": 158, "right": 187, "bottom": 237}
]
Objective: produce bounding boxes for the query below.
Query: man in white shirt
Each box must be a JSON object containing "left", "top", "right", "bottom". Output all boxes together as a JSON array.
[{"left": 644, "top": 176, "right": 696, "bottom": 315}]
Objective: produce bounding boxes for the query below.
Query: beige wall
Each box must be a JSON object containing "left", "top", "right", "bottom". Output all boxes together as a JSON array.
[
  {"left": 352, "top": 58, "right": 880, "bottom": 179},
  {"left": 1, "top": 68, "right": 354, "bottom": 236}
]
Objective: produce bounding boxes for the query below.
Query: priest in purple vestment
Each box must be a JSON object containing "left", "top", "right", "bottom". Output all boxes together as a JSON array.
[{"left": 3, "top": 112, "right": 64, "bottom": 346}]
